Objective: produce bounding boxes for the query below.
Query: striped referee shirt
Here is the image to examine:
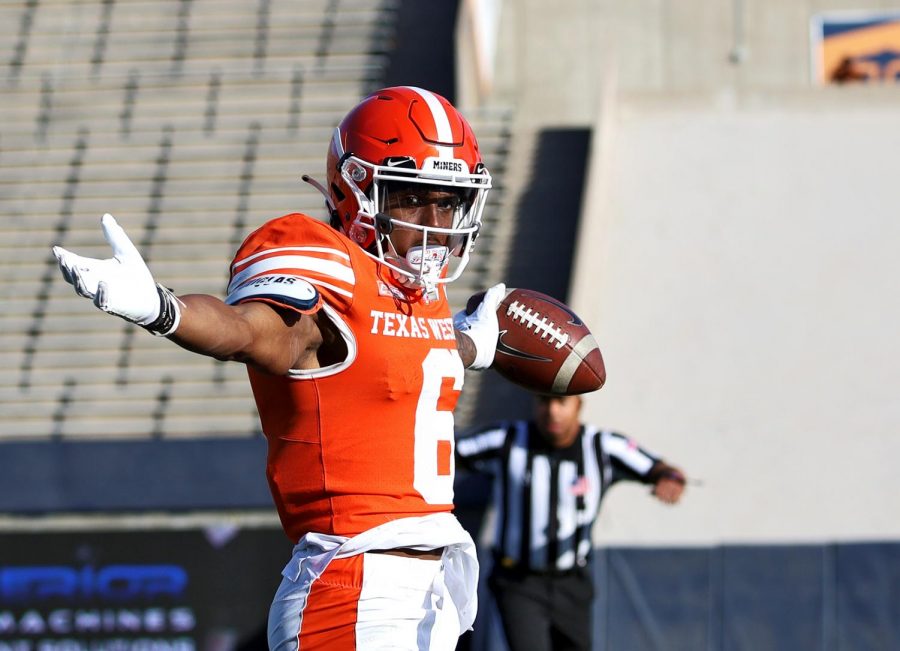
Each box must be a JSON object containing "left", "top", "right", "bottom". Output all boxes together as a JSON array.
[{"left": 456, "top": 420, "right": 660, "bottom": 572}]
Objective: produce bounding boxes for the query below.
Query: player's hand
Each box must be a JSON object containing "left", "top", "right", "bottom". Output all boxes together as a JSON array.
[
  {"left": 454, "top": 282, "right": 506, "bottom": 370},
  {"left": 652, "top": 476, "right": 685, "bottom": 504},
  {"left": 52, "top": 213, "right": 181, "bottom": 336}
]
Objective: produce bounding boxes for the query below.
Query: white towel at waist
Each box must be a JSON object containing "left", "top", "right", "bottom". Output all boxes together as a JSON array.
[{"left": 280, "top": 512, "right": 480, "bottom": 632}]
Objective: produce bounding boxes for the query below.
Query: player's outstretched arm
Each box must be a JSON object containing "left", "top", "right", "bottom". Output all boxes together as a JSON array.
[
  {"left": 52, "top": 214, "right": 317, "bottom": 376},
  {"left": 168, "top": 294, "right": 319, "bottom": 375}
]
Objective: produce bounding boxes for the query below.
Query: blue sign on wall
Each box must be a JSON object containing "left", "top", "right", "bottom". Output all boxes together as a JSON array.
[{"left": 811, "top": 11, "right": 900, "bottom": 84}]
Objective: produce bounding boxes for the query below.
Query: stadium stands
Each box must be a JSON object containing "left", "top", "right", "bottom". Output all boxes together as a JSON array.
[{"left": 1, "top": 0, "right": 512, "bottom": 439}]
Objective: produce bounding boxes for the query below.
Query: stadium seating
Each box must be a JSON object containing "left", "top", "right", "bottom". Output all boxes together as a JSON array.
[{"left": 0, "top": 0, "right": 512, "bottom": 439}]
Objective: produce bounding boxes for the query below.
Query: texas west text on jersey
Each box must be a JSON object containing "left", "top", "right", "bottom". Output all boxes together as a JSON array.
[{"left": 226, "top": 213, "right": 464, "bottom": 542}]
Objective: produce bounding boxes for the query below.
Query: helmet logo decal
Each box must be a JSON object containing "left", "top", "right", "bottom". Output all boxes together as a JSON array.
[{"left": 423, "top": 157, "right": 469, "bottom": 175}]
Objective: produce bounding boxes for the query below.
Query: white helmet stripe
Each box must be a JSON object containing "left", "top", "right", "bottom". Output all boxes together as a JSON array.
[
  {"left": 404, "top": 86, "right": 454, "bottom": 158},
  {"left": 331, "top": 127, "right": 345, "bottom": 157}
]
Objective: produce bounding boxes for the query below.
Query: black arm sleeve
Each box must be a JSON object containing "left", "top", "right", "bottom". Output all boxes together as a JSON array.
[
  {"left": 455, "top": 421, "right": 511, "bottom": 474},
  {"left": 600, "top": 430, "right": 661, "bottom": 485}
]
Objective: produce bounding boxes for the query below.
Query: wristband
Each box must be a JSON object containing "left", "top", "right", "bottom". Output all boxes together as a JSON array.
[{"left": 142, "top": 284, "right": 182, "bottom": 336}]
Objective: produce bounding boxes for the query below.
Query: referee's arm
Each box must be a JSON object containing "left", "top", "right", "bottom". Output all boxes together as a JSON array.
[
  {"left": 455, "top": 422, "right": 509, "bottom": 474},
  {"left": 647, "top": 460, "right": 686, "bottom": 504},
  {"left": 601, "top": 431, "right": 686, "bottom": 504}
]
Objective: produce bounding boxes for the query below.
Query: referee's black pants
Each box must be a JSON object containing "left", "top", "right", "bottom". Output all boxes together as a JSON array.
[{"left": 488, "top": 565, "right": 594, "bottom": 651}]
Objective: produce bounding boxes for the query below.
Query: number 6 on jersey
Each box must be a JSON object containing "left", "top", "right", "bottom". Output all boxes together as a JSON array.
[{"left": 414, "top": 348, "right": 464, "bottom": 504}]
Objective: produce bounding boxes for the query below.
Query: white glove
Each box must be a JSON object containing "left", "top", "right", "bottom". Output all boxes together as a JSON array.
[
  {"left": 52, "top": 213, "right": 181, "bottom": 336},
  {"left": 454, "top": 282, "right": 507, "bottom": 370}
]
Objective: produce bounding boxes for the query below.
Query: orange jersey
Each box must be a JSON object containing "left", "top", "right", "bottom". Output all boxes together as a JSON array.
[{"left": 227, "top": 213, "right": 464, "bottom": 541}]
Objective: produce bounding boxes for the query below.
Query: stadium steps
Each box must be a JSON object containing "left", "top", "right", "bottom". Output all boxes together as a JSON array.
[
  {"left": 0, "top": 0, "right": 397, "bottom": 441},
  {"left": 1, "top": 0, "right": 514, "bottom": 440}
]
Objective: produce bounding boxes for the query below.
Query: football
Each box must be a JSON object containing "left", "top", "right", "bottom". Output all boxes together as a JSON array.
[{"left": 467, "top": 287, "right": 605, "bottom": 395}]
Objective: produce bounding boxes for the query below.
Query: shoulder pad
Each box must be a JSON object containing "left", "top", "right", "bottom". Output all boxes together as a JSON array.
[{"left": 225, "top": 274, "right": 321, "bottom": 313}]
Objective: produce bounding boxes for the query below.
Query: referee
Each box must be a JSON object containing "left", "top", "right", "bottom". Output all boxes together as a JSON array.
[{"left": 456, "top": 393, "right": 686, "bottom": 651}]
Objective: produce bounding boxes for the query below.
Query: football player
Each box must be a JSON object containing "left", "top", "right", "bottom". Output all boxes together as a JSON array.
[{"left": 53, "top": 86, "right": 505, "bottom": 650}]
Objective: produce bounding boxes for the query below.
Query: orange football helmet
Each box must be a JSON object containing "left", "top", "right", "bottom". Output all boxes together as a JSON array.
[{"left": 305, "top": 86, "right": 492, "bottom": 290}]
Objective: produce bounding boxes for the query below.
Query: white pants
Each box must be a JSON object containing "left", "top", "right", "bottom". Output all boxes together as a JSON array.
[{"left": 268, "top": 551, "right": 461, "bottom": 650}]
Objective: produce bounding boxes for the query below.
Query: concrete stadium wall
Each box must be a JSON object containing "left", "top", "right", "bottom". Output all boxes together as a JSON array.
[
  {"left": 486, "top": 0, "right": 899, "bottom": 121},
  {"left": 569, "top": 87, "right": 900, "bottom": 545},
  {"left": 472, "top": 0, "right": 900, "bottom": 546}
]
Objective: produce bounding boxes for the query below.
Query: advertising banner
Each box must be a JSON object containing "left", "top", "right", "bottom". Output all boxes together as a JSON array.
[{"left": 0, "top": 525, "right": 292, "bottom": 651}]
